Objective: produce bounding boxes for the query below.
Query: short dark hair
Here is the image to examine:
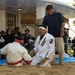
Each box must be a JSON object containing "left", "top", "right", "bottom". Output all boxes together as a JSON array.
[
  {"left": 1, "top": 31, "right": 5, "bottom": 34},
  {"left": 15, "top": 35, "right": 23, "bottom": 40},
  {"left": 46, "top": 5, "right": 53, "bottom": 11},
  {"left": 15, "top": 27, "right": 20, "bottom": 31},
  {"left": 25, "top": 29, "right": 30, "bottom": 32}
]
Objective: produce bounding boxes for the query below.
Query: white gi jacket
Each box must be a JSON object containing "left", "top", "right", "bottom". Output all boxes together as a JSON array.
[
  {"left": 34, "top": 33, "right": 55, "bottom": 59},
  {"left": 0, "top": 42, "right": 32, "bottom": 66}
]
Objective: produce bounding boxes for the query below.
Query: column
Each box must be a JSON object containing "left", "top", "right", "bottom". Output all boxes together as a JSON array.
[
  {"left": 36, "top": 1, "right": 45, "bottom": 19},
  {"left": 16, "top": 14, "right": 22, "bottom": 29},
  {"left": 36, "top": 6, "right": 45, "bottom": 19},
  {"left": 35, "top": 1, "right": 45, "bottom": 37},
  {"left": 0, "top": 10, "right": 6, "bottom": 31}
]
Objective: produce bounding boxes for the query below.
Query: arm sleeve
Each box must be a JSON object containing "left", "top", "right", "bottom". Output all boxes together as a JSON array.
[
  {"left": 0, "top": 45, "right": 7, "bottom": 54},
  {"left": 46, "top": 37, "right": 55, "bottom": 59},
  {"left": 42, "top": 16, "right": 47, "bottom": 26},
  {"left": 22, "top": 47, "right": 32, "bottom": 61},
  {"left": 58, "top": 13, "right": 64, "bottom": 25},
  {"left": 0, "top": 37, "right": 5, "bottom": 42},
  {"left": 33, "top": 37, "right": 39, "bottom": 53}
]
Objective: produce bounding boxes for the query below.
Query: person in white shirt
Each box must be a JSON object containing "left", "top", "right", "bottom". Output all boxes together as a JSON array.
[
  {"left": 29, "top": 25, "right": 55, "bottom": 67},
  {"left": 0, "top": 36, "right": 5, "bottom": 43},
  {"left": 0, "top": 36, "right": 32, "bottom": 66},
  {"left": 0, "top": 36, "right": 5, "bottom": 59}
]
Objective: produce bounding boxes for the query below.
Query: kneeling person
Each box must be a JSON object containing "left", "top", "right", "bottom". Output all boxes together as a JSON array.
[
  {"left": 29, "top": 25, "right": 55, "bottom": 67},
  {"left": 0, "top": 36, "right": 32, "bottom": 66}
]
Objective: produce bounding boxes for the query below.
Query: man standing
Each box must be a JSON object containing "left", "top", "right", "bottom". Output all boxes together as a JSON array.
[
  {"left": 29, "top": 25, "right": 55, "bottom": 67},
  {"left": 42, "top": 5, "right": 65, "bottom": 65}
]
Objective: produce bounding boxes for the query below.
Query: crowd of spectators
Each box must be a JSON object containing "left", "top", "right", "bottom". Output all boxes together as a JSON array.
[
  {"left": 0, "top": 27, "right": 35, "bottom": 59},
  {"left": 64, "top": 28, "right": 75, "bottom": 57}
]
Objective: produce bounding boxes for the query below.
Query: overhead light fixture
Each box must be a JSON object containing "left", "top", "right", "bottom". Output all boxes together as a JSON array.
[
  {"left": 27, "top": 26, "right": 29, "bottom": 28},
  {"left": 18, "top": 4, "right": 22, "bottom": 11},
  {"left": 35, "top": 11, "right": 37, "bottom": 14}
]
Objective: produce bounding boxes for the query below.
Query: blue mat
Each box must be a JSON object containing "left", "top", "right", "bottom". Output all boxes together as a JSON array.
[
  {"left": 56, "top": 57, "right": 75, "bottom": 63},
  {"left": 0, "top": 57, "right": 75, "bottom": 65},
  {"left": 0, "top": 60, "right": 6, "bottom": 65}
]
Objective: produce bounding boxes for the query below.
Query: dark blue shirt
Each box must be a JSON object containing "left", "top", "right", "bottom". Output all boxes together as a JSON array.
[{"left": 42, "top": 12, "right": 64, "bottom": 37}]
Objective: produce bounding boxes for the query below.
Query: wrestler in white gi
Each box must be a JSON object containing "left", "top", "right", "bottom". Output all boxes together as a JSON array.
[
  {"left": 0, "top": 36, "right": 32, "bottom": 66},
  {"left": 29, "top": 25, "right": 55, "bottom": 67}
]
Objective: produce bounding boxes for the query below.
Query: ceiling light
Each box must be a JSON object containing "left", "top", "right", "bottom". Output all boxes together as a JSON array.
[
  {"left": 18, "top": 4, "right": 22, "bottom": 11},
  {"left": 27, "top": 26, "right": 29, "bottom": 28}
]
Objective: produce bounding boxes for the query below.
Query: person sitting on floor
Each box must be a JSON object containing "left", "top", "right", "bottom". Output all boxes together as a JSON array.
[
  {"left": 0, "top": 36, "right": 32, "bottom": 66},
  {"left": 29, "top": 25, "right": 55, "bottom": 67}
]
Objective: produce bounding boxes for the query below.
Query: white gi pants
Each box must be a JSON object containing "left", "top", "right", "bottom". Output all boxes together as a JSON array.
[{"left": 30, "top": 56, "right": 52, "bottom": 67}]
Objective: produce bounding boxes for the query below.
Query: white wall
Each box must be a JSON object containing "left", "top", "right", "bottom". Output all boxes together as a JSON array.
[
  {"left": 36, "top": 6, "right": 45, "bottom": 19},
  {"left": 21, "top": 24, "right": 36, "bottom": 37}
]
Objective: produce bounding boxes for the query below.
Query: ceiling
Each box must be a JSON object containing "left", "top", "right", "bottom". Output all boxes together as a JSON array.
[
  {"left": 0, "top": 0, "right": 75, "bottom": 18},
  {"left": 0, "top": 0, "right": 39, "bottom": 14}
]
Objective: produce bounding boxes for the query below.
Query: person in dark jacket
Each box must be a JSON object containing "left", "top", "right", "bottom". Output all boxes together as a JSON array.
[
  {"left": 72, "top": 37, "right": 75, "bottom": 57},
  {"left": 15, "top": 27, "right": 21, "bottom": 36},
  {"left": 5, "top": 28, "right": 15, "bottom": 45},
  {"left": 0, "top": 31, "right": 5, "bottom": 48},
  {"left": 64, "top": 28, "right": 69, "bottom": 53},
  {"left": 68, "top": 37, "right": 71, "bottom": 43},
  {"left": 0, "top": 30, "right": 6, "bottom": 40},
  {"left": 0, "top": 32, "right": 6, "bottom": 59},
  {"left": 42, "top": 5, "right": 65, "bottom": 65},
  {"left": 24, "top": 29, "right": 35, "bottom": 51}
]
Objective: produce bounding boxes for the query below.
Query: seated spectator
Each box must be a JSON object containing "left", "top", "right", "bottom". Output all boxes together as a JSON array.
[
  {"left": 64, "top": 28, "right": 69, "bottom": 53},
  {"left": 0, "top": 35, "right": 6, "bottom": 59},
  {"left": 68, "top": 37, "right": 71, "bottom": 43},
  {"left": 72, "top": 37, "right": 75, "bottom": 45},
  {"left": 23, "top": 29, "right": 35, "bottom": 51},
  {"left": 72, "top": 37, "right": 75, "bottom": 57},
  {"left": 0, "top": 36, "right": 5, "bottom": 48},
  {"left": 15, "top": 27, "right": 21, "bottom": 36},
  {"left": 5, "top": 28, "right": 15, "bottom": 45},
  {"left": 0, "top": 31, "right": 5, "bottom": 48},
  {"left": 64, "top": 28, "right": 69, "bottom": 42},
  {"left": 0, "top": 30, "right": 5, "bottom": 40}
]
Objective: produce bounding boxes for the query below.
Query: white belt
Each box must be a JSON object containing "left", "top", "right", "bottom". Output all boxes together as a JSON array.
[
  {"left": 36, "top": 50, "right": 49, "bottom": 57},
  {"left": 39, "top": 50, "right": 49, "bottom": 53}
]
